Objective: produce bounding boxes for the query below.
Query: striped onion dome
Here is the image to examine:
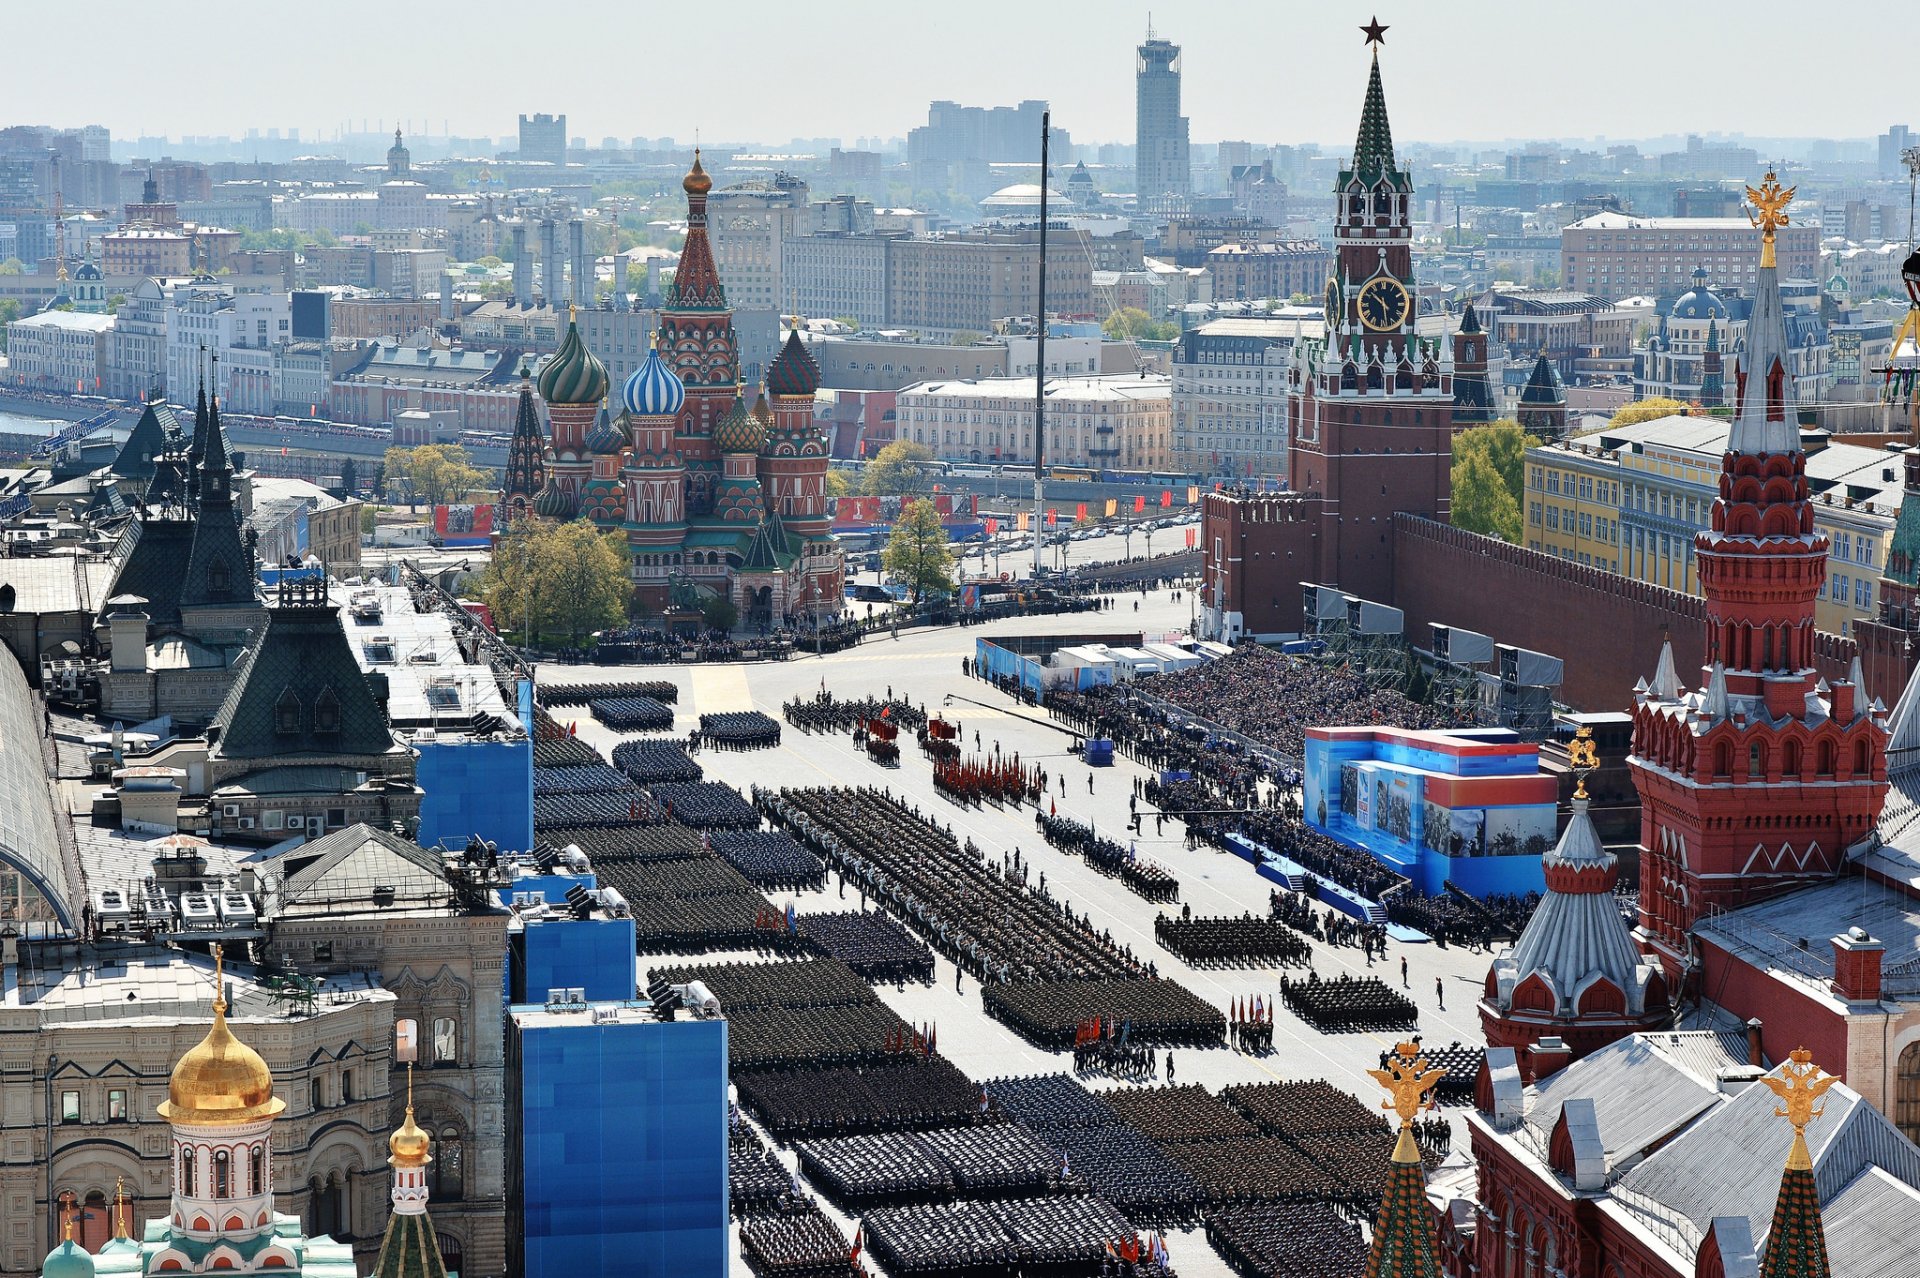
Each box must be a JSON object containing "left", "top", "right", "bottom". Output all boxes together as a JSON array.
[
  {"left": 536, "top": 317, "right": 608, "bottom": 407},
  {"left": 765, "top": 327, "right": 820, "bottom": 397},
  {"left": 622, "top": 343, "right": 686, "bottom": 418},
  {"left": 712, "top": 392, "right": 766, "bottom": 454},
  {"left": 586, "top": 407, "right": 626, "bottom": 456},
  {"left": 533, "top": 479, "right": 572, "bottom": 519}
]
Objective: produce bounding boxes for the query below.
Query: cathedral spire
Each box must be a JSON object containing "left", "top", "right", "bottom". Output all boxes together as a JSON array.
[
  {"left": 1729, "top": 169, "right": 1800, "bottom": 456},
  {"left": 668, "top": 150, "right": 726, "bottom": 310},
  {"left": 1362, "top": 1043, "right": 1443, "bottom": 1278},
  {"left": 374, "top": 1065, "right": 450, "bottom": 1278},
  {"left": 1351, "top": 26, "right": 1398, "bottom": 182}
]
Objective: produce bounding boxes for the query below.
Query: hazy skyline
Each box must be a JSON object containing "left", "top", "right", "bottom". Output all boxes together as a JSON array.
[{"left": 16, "top": 0, "right": 1914, "bottom": 152}]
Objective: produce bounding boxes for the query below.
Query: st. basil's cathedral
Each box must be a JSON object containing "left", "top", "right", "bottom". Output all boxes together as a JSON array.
[{"left": 497, "top": 151, "right": 844, "bottom": 627}]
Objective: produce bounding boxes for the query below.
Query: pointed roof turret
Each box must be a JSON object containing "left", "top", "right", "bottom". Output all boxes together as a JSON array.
[
  {"left": 1729, "top": 170, "right": 1800, "bottom": 456},
  {"left": 1459, "top": 301, "right": 1481, "bottom": 335},
  {"left": 766, "top": 325, "right": 821, "bottom": 398},
  {"left": 177, "top": 391, "right": 253, "bottom": 609},
  {"left": 1649, "top": 636, "right": 1682, "bottom": 701},
  {"left": 501, "top": 365, "right": 548, "bottom": 509},
  {"left": 1361, "top": 1042, "right": 1443, "bottom": 1278},
  {"left": 668, "top": 150, "right": 727, "bottom": 310},
  {"left": 1520, "top": 351, "right": 1565, "bottom": 407},
  {"left": 1704, "top": 660, "right": 1731, "bottom": 720},
  {"left": 373, "top": 1066, "right": 450, "bottom": 1278},
  {"left": 1349, "top": 27, "right": 1400, "bottom": 185},
  {"left": 1756, "top": 1049, "right": 1837, "bottom": 1278}
]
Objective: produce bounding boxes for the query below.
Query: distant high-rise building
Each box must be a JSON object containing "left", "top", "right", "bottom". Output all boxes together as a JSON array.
[
  {"left": 519, "top": 112, "right": 567, "bottom": 167},
  {"left": 1135, "top": 29, "right": 1191, "bottom": 203},
  {"left": 1880, "top": 124, "right": 1915, "bottom": 179}
]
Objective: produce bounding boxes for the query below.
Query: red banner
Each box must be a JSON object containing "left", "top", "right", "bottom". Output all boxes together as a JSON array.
[
  {"left": 985, "top": 517, "right": 999, "bottom": 535},
  {"left": 1046, "top": 509, "right": 1057, "bottom": 526},
  {"left": 1161, "top": 490, "right": 1173, "bottom": 507},
  {"left": 1075, "top": 503, "right": 1087, "bottom": 520},
  {"left": 1185, "top": 528, "right": 1196, "bottom": 548},
  {"left": 1134, "top": 495, "right": 1146, "bottom": 513}
]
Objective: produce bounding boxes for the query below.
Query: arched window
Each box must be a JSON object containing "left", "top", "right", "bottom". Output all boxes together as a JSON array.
[
  {"left": 313, "top": 688, "right": 340, "bottom": 735},
  {"left": 432, "top": 1018, "right": 459, "bottom": 1066},
  {"left": 436, "top": 1233, "right": 464, "bottom": 1274},
  {"left": 214, "top": 1149, "right": 230, "bottom": 1198},
  {"left": 208, "top": 558, "right": 231, "bottom": 595},
  {"left": 1897, "top": 1041, "right": 1920, "bottom": 1144},
  {"left": 310, "top": 1078, "right": 324, "bottom": 1112},
  {"left": 275, "top": 688, "right": 301, "bottom": 735},
  {"left": 432, "top": 1129, "right": 465, "bottom": 1201},
  {"left": 1818, "top": 739, "right": 1836, "bottom": 775},
  {"left": 180, "top": 1148, "right": 197, "bottom": 1197},
  {"left": 1855, "top": 739, "right": 1871, "bottom": 776},
  {"left": 251, "top": 1146, "right": 265, "bottom": 1197},
  {"left": 77, "top": 1189, "right": 111, "bottom": 1252},
  {"left": 341, "top": 1070, "right": 354, "bottom": 1104}
]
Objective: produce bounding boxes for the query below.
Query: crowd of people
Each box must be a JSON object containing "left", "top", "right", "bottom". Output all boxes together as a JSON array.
[
  {"left": 734, "top": 1059, "right": 986, "bottom": 1140},
  {"left": 1035, "top": 813, "right": 1180, "bottom": 903},
  {"left": 1205, "top": 1204, "right": 1368, "bottom": 1278},
  {"left": 1268, "top": 889, "right": 1389, "bottom": 957},
  {"left": 648, "top": 781, "right": 762, "bottom": 830},
  {"left": 700, "top": 710, "right": 783, "bottom": 749},
  {"left": 539, "top": 679, "right": 678, "bottom": 706},
  {"left": 983, "top": 978, "right": 1226, "bottom": 1051},
  {"left": 588, "top": 694, "right": 676, "bottom": 731},
  {"left": 1277, "top": 972, "right": 1420, "bottom": 1034},
  {"left": 799, "top": 910, "right": 937, "bottom": 985},
  {"left": 863, "top": 1195, "right": 1172, "bottom": 1278},
  {"left": 795, "top": 1125, "right": 1062, "bottom": 1212},
  {"left": 587, "top": 624, "right": 748, "bottom": 665},
  {"left": 611, "top": 738, "right": 704, "bottom": 785},
  {"left": 1153, "top": 914, "right": 1311, "bottom": 969},
  {"left": 933, "top": 754, "right": 1042, "bottom": 806},
  {"left": 783, "top": 690, "right": 928, "bottom": 735}
]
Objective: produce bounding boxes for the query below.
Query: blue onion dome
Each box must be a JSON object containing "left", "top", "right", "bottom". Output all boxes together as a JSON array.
[
  {"left": 622, "top": 342, "right": 687, "bottom": 418},
  {"left": 765, "top": 327, "right": 820, "bottom": 398},
  {"left": 713, "top": 391, "right": 766, "bottom": 454},
  {"left": 536, "top": 314, "right": 609, "bottom": 406},
  {"left": 533, "top": 479, "right": 572, "bottom": 519},
  {"left": 586, "top": 406, "right": 626, "bottom": 455}
]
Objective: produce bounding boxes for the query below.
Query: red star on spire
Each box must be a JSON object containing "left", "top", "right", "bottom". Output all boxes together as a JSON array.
[{"left": 1361, "top": 16, "right": 1389, "bottom": 47}]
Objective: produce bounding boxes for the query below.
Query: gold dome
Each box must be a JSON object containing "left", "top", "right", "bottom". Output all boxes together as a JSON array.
[
  {"left": 157, "top": 946, "right": 286, "bottom": 1128},
  {"left": 683, "top": 149, "right": 712, "bottom": 196},
  {"left": 389, "top": 1107, "right": 432, "bottom": 1166}
]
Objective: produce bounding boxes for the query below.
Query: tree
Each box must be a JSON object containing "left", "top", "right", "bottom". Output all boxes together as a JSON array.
[
  {"left": 480, "top": 520, "right": 629, "bottom": 647},
  {"left": 1103, "top": 307, "right": 1178, "bottom": 342},
  {"left": 702, "top": 595, "right": 739, "bottom": 633},
  {"left": 385, "top": 443, "right": 490, "bottom": 508},
  {"left": 0, "top": 259, "right": 22, "bottom": 276},
  {"left": 383, "top": 446, "right": 417, "bottom": 507},
  {"left": 1449, "top": 420, "right": 1531, "bottom": 543},
  {"left": 862, "top": 439, "right": 937, "bottom": 497},
  {"left": 1610, "top": 397, "right": 1690, "bottom": 428},
  {"left": 823, "top": 468, "right": 853, "bottom": 498},
  {"left": 0, "top": 297, "right": 18, "bottom": 349},
  {"left": 337, "top": 457, "right": 359, "bottom": 497},
  {"left": 359, "top": 505, "right": 378, "bottom": 537},
  {"left": 883, "top": 498, "right": 955, "bottom": 605},
  {"left": 1450, "top": 448, "right": 1521, "bottom": 542}
]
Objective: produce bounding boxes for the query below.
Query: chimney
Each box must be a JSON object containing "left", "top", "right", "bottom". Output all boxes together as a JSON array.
[
  {"left": 1745, "top": 1017, "right": 1764, "bottom": 1067},
  {"left": 568, "top": 219, "right": 586, "bottom": 307},
  {"left": 612, "top": 253, "right": 629, "bottom": 310},
  {"left": 1830, "top": 678, "right": 1857, "bottom": 723},
  {"left": 540, "top": 218, "right": 562, "bottom": 309},
  {"left": 1832, "top": 928, "right": 1884, "bottom": 1002},
  {"left": 1527, "top": 1035, "right": 1572, "bottom": 1081},
  {"left": 511, "top": 224, "right": 532, "bottom": 307}
]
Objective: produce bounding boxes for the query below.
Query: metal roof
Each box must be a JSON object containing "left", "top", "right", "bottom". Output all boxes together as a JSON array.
[
  {"left": 0, "top": 647, "right": 69, "bottom": 928},
  {"left": 1521, "top": 1034, "right": 1721, "bottom": 1164},
  {"left": 0, "top": 554, "right": 115, "bottom": 615}
]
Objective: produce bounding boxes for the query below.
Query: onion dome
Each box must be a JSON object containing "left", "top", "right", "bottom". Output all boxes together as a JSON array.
[
  {"left": 389, "top": 1105, "right": 432, "bottom": 1167},
  {"left": 683, "top": 149, "right": 712, "bottom": 196},
  {"left": 713, "top": 391, "right": 766, "bottom": 454},
  {"left": 765, "top": 327, "right": 821, "bottom": 398},
  {"left": 536, "top": 314, "right": 609, "bottom": 407},
  {"left": 157, "top": 950, "right": 285, "bottom": 1127},
  {"left": 41, "top": 1235, "right": 95, "bottom": 1278},
  {"left": 534, "top": 479, "right": 572, "bottom": 519},
  {"left": 586, "top": 407, "right": 626, "bottom": 456},
  {"left": 622, "top": 343, "right": 687, "bottom": 418}
]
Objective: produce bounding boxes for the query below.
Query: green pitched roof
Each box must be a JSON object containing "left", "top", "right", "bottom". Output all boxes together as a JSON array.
[
  {"left": 210, "top": 584, "right": 398, "bottom": 761},
  {"left": 114, "top": 399, "right": 178, "bottom": 482},
  {"left": 1759, "top": 1161, "right": 1832, "bottom": 1278},
  {"left": 372, "top": 1211, "right": 449, "bottom": 1278},
  {"left": 1362, "top": 1133, "right": 1440, "bottom": 1278}
]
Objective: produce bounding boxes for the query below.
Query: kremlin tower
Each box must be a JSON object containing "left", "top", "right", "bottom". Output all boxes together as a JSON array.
[
  {"left": 370, "top": 1071, "right": 450, "bottom": 1278},
  {"left": 1448, "top": 303, "right": 1495, "bottom": 426},
  {"left": 1628, "top": 171, "right": 1889, "bottom": 980},
  {"left": 1480, "top": 728, "right": 1668, "bottom": 1078},
  {"left": 533, "top": 308, "right": 609, "bottom": 519},
  {"left": 497, "top": 364, "right": 548, "bottom": 537}
]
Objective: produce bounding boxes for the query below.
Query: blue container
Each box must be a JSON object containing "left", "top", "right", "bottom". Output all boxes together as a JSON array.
[{"left": 1086, "top": 738, "right": 1115, "bottom": 766}]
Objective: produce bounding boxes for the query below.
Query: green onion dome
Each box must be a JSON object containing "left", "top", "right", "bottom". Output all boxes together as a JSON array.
[
  {"left": 535, "top": 315, "right": 609, "bottom": 407},
  {"left": 713, "top": 392, "right": 766, "bottom": 455}
]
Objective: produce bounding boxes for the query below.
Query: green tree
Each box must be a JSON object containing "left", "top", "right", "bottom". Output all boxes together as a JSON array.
[
  {"left": 702, "top": 595, "right": 739, "bottom": 633},
  {"left": 1449, "top": 420, "right": 1531, "bottom": 542},
  {"left": 0, "top": 259, "right": 22, "bottom": 275},
  {"left": 862, "top": 439, "right": 937, "bottom": 497},
  {"left": 1451, "top": 448, "right": 1521, "bottom": 542},
  {"left": 882, "top": 498, "right": 955, "bottom": 605},
  {"left": 481, "top": 520, "right": 629, "bottom": 647},
  {"left": 359, "top": 505, "right": 378, "bottom": 536},
  {"left": 383, "top": 446, "right": 417, "bottom": 506},
  {"left": 823, "top": 468, "right": 853, "bottom": 498},
  {"left": 385, "top": 443, "right": 490, "bottom": 508},
  {"left": 0, "top": 297, "right": 18, "bottom": 350},
  {"left": 337, "top": 457, "right": 358, "bottom": 496},
  {"left": 1610, "top": 396, "right": 1690, "bottom": 428},
  {"left": 1102, "top": 307, "right": 1178, "bottom": 341}
]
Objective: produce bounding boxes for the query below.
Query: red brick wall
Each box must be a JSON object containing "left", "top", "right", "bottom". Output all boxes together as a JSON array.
[
  {"left": 1697, "top": 935, "right": 1847, "bottom": 1078},
  {"left": 1391, "top": 516, "right": 1858, "bottom": 712}
]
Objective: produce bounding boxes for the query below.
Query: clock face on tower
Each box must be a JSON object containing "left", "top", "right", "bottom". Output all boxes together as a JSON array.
[
  {"left": 1324, "top": 279, "right": 1341, "bottom": 330},
  {"left": 1357, "top": 276, "right": 1411, "bottom": 332}
]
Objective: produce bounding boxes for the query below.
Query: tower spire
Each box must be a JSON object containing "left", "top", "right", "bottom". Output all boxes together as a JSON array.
[
  {"left": 1757, "top": 1048, "right": 1837, "bottom": 1278},
  {"left": 373, "top": 1063, "right": 449, "bottom": 1277},
  {"left": 1730, "top": 168, "right": 1800, "bottom": 456},
  {"left": 1352, "top": 21, "right": 1397, "bottom": 179},
  {"left": 1361, "top": 1044, "right": 1444, "bottom": 1278}
]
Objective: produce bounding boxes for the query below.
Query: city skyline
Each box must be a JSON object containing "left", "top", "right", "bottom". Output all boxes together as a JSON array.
[{"left": 15, "top": 0, "right": 1914, "bottom": 153}]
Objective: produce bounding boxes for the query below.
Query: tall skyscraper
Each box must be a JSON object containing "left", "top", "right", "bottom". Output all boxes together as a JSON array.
[
  {"left": 1135, "top": 29, "right": 1191, "bottom": 203},
  {"left": 519, "top": 112, "right": 567, "bottom": 166}
]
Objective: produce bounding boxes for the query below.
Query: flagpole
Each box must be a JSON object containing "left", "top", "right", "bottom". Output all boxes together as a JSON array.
[{"left": 1031, "top": 109, "right": 1050, "bottom": 579}]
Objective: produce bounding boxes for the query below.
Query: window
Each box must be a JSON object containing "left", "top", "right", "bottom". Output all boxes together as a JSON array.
[
  {"left": 60, "top": 1091, "right": 80, "bottom": 1123},
  {"left": 1857, "top": 579, "right": 1874, "bottom": 610},
  {"left": 275, "top": 687, "right": 301, "bottom": 735},
  {"left": 341, "top": 1070, "right": 354, "bottom": 1103},
  {"left": 432, "top": 1017, "right": 459, "bottom": 1066},
  {"left": 310, "top": 1078, "right": 325, "bottom": 1111},
  {"left": 215, "top": 1149, "right": 230, "bottom": 1198},
  {"left": 1898, "top": 1041, "right": 1920, "bottom": 1145},
  {"left": 251, "top": 1146, "right": 265, "bottom": 1196},
  {"left": 433, "top": 1129, "right": 466, "bottom": 1200},
  {"left": 181, "top": 1149, "right": 196, "bottom": 1197},
  {"left": 108, "top": 1088, "right": 127, "bottom": 1121}
]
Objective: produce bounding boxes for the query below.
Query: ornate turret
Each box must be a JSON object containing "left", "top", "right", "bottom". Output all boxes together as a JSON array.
[
  {"left": 38, "top": 1218, "right": 94, "bottom": 1278},
  {"left": 759, "top": 322, "right": 835, "bottom": 558},
  {"left": 387, "top": 127, "right": 410, "bottom": 179},
  {"left": 1449, "top": 303, "right": 1494, "bottom": 425},
  {"left": 765, "top": 325, "right": 821, "bottom": 399},
  {"left": 177, "top": 390, "right": 255, "bottom": 611},
  {"left": 660, "top": 149, "right": 739, "bottom": 515},
  {"left": 1361, "top": 1041, "right": 1443, "bottom": 1278},
  {"left": 1629, "top": 172, "right": 1890, "bottom": 977},
  {"left": 498, "top": 364, "right": 549, "bottom": 535},
  {"left": 668, "top": 150, "right": 726, "bottom": 311},
  {"left": 712, "top": 390, "right": 768, "bottom": 523},
  {"left": 372, "top": 1067, "right": 450, "bottom": 1278},
  {"left": 622, "top": 340, "right": 688, "bottom": 420},
  {"left": 714, "top": 391, "right": 767, "bottom": 456},
  {"left": 1482, "top": 728, "right": 1667, "bottom": 1077},
  {"left": 580, "top": 407, "right": 628, "bottom": 528},
  {"left": 1757, "top": 1049, "right": 1837, "bottom": 1278},
  {"left": 1516, "top": 350, "right": 1567, "bottom": 437},
  {"left": 622, "top": 341, "right": 690, "bottom": 598},
  {"left": 538, "top": 307, "right": 608, "bottom": 515},
  {"left": 1700, "top": 317, "right": 1725, "bottom": 408}
]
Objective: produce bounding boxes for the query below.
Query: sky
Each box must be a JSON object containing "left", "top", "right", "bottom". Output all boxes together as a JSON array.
[{"left": 15, "top": 0, "right": 1913, "bottom": 150}]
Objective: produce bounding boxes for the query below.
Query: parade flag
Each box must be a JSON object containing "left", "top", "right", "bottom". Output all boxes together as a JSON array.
[
  {"left": 1184, "top": 528, "right": 1196, "bottom": 548},
  {"left": 1161, "top": 489, "right": 1173, "bottom": 507},
  {"left": 1075, "top": 502, "right": 1087, "bottom": 520},
  {"left": 1047, "top": 509, "right": 1057, "bottom": 526},
  {"left": 1016, "top": 511, "right": 1029, "bottom": 531},
  {"left": 985, "top": 516, "right": 998, "bottom": 534},
  {"left": 850, "top": 1224, "right": 863, "bottom": 1265},
  {"left": 1186, "top": 485, "right": 1200, "bottom": 503},
  {"left": 1104, "top": 498, "right": 1117, "bottom": 517},
  {"left": 1134, "top": 495, "right": 1147, "bottom": 513}
]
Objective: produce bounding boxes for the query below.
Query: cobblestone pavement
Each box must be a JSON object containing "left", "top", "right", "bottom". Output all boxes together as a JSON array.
[{"left": 537, "top": 592, "right": 1489, "bottom": 1277}]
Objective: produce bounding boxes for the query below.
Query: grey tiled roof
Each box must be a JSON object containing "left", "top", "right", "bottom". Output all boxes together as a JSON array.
[
  {"left": 103, "top": 515, "right": 194, "bottom": 625},
  {"left": 262, "top": 823, "right": 453, "bottom": 920},
  {"left": 210, "top": 595, "right": 400, "bottom": 761},
  {"left": 114, "top": 401, "right": 178, "bottom": 482}
]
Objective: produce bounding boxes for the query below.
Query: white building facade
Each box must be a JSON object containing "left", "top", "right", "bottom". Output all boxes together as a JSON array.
[
  {"left": 895, "top": 372, "right": 1173, "bottom": 470},
  {"left": 4, "top": 310, "right": 114, "bottom": 393}
]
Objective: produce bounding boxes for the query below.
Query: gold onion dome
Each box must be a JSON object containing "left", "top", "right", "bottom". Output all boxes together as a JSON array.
[
  {"left": 158, "top": 948, "right": 285, "bottom": 1127},
  {"left": 535, "top": 311, "right": 609, "bottom": 407},
  {"left": 713, "top": 391, "right": 766, "bottom": 454},
  {"left": 389, "top": 1107, "right": 431, "bottom": 1166},
  {"left": 683, "top": 149, "right": 712, "bottom": 196}
]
